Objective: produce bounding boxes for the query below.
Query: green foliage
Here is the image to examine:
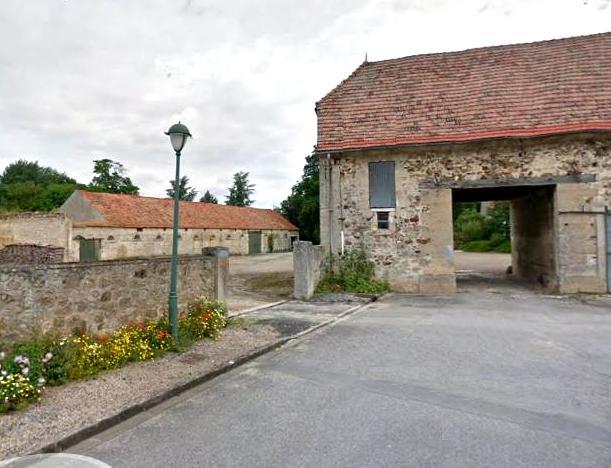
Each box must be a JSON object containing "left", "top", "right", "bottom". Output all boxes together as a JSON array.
[
  {"left": 316, "top": 249, "right": 390, "bottom": 294},
  {"left": 461, "top": 240, "right": 493, "bottom": 252},
  {"left": 0, "top": 298, "right": 227, "bottom": 413},
  {"left": 1, "top": 160, "right": 75, "bottom": 186},
  {"left": 167, "top": 175, "right": 197, "bottom": 201},
  {"left": 200, "top": 190, "right": 218, "bottom": 204},
  {"left": 226, "top": 171, "right": 255, "bottom": 207},
  {"left": 88, "top": 159, "right": 139, "bottom": 195},
  {"left": 0, "top": 160, "right": 81, "bottom": 212},
  {"left": 454, "top": 202, "right": 511, "bottom": 252},
  {"left": 494, "top": 240, "right": 512, "bottom": 253},
  {"left": 278, "top": 153, "right": 320, "bottom": 243}
]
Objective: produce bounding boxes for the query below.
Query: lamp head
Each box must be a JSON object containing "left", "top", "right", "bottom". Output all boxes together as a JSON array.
[{"left": 165, "top": 122, "right": 192, "bottom": 153}]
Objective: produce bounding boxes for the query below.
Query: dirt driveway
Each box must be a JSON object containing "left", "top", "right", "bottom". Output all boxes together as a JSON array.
[{"left": 227, "top": 252, "right": 294, "bottom": 312}]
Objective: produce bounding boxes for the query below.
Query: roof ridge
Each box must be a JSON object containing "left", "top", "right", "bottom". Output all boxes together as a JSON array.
[
  {"left": 367, "top": 31, "right": 611, "bottom": 66},
  {"left": 78, "top": 189, "right": 276, "bottom": 212}
]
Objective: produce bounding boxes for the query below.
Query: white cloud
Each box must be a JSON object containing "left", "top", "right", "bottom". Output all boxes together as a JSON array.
[{"left": 0, "top": 0, "right": 609, "bottom": 207}]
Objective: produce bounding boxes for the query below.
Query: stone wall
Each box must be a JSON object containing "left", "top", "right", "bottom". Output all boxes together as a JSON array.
[
  {"left": 69, "top": 227, "right": 296, "bottom": 261},
  {"left": 321, "top": 133, "right": 611, "bottom": 293},
  {"left": 293, "top": 241, "right": 326, "bottom": 299},
  {"left": 511, "top": 187, "right": 556, "bottom": 286},
  {"left": 0, "top": 213, "right": 72, "bottom": 260},
  {"left": 0, "top": 253, "right": 225, "bottom": 342},
  {"left": 0, "top": 244, "right": 65, "bottom": 265}
]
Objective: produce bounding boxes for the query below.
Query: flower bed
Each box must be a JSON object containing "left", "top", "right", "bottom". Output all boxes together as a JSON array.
[{"left": 0, "top": 297, "right": 227, "bottom": 413}]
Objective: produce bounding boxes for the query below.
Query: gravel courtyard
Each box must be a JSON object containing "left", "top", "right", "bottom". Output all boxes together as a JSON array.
[{"left": 81, "top": 284, "right": 611, "bottom": 467}]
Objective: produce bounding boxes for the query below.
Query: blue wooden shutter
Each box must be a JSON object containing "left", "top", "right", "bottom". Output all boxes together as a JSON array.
[{"left": 369, "top": 161, "right": 396, "bottom": 208}]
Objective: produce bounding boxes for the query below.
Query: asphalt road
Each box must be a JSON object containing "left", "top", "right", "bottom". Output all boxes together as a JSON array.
[{"left": 76, "top": 289, "right": 611, "bottom": 467}]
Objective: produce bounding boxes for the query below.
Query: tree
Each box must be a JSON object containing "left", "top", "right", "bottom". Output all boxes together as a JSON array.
[
  {"left": 1, "top": 160, "right": 76, "bottom": 186},
  {"left": 166, "top": 176, "right": 197, "bottom": 201},
  {"left": 88, "top": 159, "right": 139, "bottom": 194},
  {"left": 278, "top": 153, "right": 319, "bottom": 243},
  {"left": 0, "top": 160, "right": 81, "bottom": 212},
  {"left": 200, "top": 190, "right": 218, "bottom": 204},
  {"left": 225, "top": 171, "right": 255, "bottom": 207}
]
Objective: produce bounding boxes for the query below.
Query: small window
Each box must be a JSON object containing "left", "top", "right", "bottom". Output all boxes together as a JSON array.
[
  {"left": 156, "top": 235, "right": 163, "bottom": 240},
  {"left": 107, "top": 235, "right": 115, "bottom": 241},
  {"left": 369, "top": 161, "right": 396, "bottom": 208},
  {"left": 377, "top": 212, "right": 390, "bottom": 230},
  {"left": 136, "top": 228, "right": 143, "bottom": 232},
  {"left": 134, "top": 234, "right": 141, "bottom": 240}
]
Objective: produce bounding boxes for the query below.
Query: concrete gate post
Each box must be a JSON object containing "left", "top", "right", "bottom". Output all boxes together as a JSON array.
[{"left": 203, "top": 247, "right": 229, "bottom": 302}]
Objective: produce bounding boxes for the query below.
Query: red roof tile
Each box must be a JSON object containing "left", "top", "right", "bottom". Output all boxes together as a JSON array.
[
  {"left": 316, "top": 33, "right": 611, "bottom": 151},
  {"left": 73, "top": 191, "right": 297, "bottom": 231}
]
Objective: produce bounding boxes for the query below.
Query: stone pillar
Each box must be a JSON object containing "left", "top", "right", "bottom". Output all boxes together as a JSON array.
[
  {"left": 203, "top": 247, "right": 229, "bottom": 302},
  {"left": 293, "top": 241, "right": 326, "bottom": 300}
]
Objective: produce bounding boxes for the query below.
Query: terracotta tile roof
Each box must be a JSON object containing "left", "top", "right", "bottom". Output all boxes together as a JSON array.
[
  {"left": 316, "top": 32, "right": 611, "bottom": 152},
  {"left": 72, "top": 191, "right": 298, "bottom": 231}
]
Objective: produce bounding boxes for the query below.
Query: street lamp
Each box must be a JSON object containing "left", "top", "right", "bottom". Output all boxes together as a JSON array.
[{"left": 165, "top": 121, "right": 192, "bottom": 339}]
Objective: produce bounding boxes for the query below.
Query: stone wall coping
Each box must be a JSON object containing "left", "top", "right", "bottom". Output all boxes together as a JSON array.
[
  {"left": 0, "top": 254, "right": 210, "bottom": 273},
  {"left": 0, "top": 212, "right": 67, "bottom": 221}
]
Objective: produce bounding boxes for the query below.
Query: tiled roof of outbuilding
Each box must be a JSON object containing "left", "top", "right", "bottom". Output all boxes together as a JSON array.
[
  {"left": 72, "top": 191, "right": 298, "bottom": 231},
  {"left": 316, "top": 32, "right": 611, "bottom": 152}
]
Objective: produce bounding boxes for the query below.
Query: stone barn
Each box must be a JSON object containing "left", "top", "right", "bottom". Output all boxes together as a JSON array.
[
  {"left": 316, "top": 33, "right": 611, "bottom": 294},
  {"left": 0, "top": 190, "right": 298, "bottom": 262}
]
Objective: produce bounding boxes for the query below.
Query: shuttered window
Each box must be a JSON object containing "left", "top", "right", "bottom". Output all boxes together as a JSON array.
[{"left": 369, "top": 161, "right": 396, "bottom": 208}]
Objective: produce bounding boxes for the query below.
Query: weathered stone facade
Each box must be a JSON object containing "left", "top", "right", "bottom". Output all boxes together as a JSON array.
[
  {"left": 0, "top": 253, "right": 224, "bottom": 342},
  {"left": 0, "top": 211, "right": 296, "bottom": 262},
  {"left": 320, "top": 134, "right": 611, "bottom": 294},
  {"left": 0, "top": 213, "right": 72, "bottom": 260},
  {"left": 68, "top": 226, "right": 294, "bottom": 261}
]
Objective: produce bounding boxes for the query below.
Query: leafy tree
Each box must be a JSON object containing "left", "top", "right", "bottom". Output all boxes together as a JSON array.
[
  {"left": 225, "top": 171, "right": 255, "bottom": 207},
  {"left": 453, "top": 201, "right": 511, "bottom": 253},
  {"left": 0, "top": 160, "right": 81, "bottom": 212},
  {"left": 88, "top": 159, "right": 139, "bottom": 195},
  {"left": 0, "top": 160, "right": 75, "bottom": 186},
  {"left": 200, "top": 190, "right": 218, "bottom": 204},
  {"left": 278, "top": 153, "right": 320, "bottom": 243},
  {"left": 166, "top": 176, "right": 197, "bottom": 201}
]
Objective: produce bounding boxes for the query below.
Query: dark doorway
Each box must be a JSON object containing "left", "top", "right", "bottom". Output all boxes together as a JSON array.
[
  {"left": 248, "top": 231, "right": 262, "bottom": 255},
  {"left": 79, "top": 239, "right": 101, "bottom": 262}
]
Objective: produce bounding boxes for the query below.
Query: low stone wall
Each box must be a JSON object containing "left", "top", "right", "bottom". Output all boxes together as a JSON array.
[
  {"left": 0, "top": 252, "right": 226, "bottom": 342},
  {"left": 293, "top": 241, "right": 326, "bottom": 299},
  {"left": 0, "top": 244, "right": 65, "bottom": 265}
]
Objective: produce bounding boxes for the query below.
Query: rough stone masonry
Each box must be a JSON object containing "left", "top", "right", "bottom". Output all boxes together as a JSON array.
[
  {"left": 0, "top": 250, "right": 227, "bottom": 342},
  {"left": 320, "top": 134, "right": 610, "bottom": 294}
]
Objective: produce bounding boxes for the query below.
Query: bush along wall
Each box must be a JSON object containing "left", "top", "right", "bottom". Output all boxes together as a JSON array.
[
  {"left": 316, "top": 249, "right": 390, "bottom": 294},
  {"left": 0, "top": 297, "right": 227, "bottom": 413}
]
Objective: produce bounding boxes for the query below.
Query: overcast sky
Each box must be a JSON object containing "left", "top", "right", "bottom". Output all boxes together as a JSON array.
[{"left": 0, "top": 0, "right": 609, "bottom": 208}]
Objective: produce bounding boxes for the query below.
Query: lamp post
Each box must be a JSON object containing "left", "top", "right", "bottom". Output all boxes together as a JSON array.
[{"left": 165, "top": 122, "right": 192, "bottom": 340}]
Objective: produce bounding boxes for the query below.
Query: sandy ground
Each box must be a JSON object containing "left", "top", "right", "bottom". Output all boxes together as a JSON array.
[
  {"left": 455, "top": 251, "right": 511, "bottom": 274},
  {"left": 226, "top": 253, "right": 294, "bottom": 312}
]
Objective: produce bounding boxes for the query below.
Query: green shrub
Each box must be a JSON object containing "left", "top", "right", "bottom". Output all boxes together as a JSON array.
[
  {"left": 493, "top": 240, "right": 512, "bottom": 253},
  {"left": 453, "top": 202, "right": 511, "bottom": 253},
  {"left": 316, "top": 249, "right": 389, "bottom": 294},
  {"left": 460, "top": 240, "right": 493, "bottom": 252}
]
